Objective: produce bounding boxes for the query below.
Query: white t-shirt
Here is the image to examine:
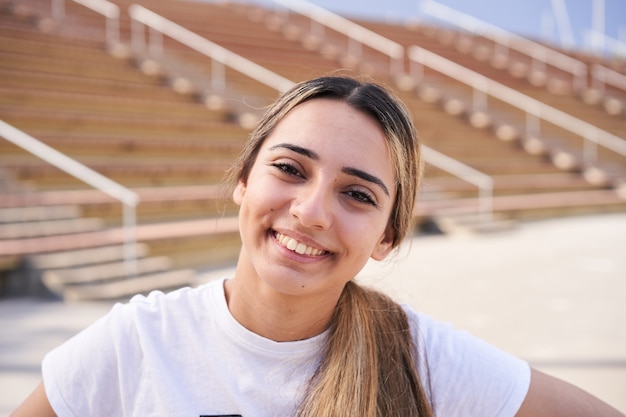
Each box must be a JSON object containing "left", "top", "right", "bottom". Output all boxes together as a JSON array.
[{"left": 42, "top": 278, "right": 530, "bottom": 417}]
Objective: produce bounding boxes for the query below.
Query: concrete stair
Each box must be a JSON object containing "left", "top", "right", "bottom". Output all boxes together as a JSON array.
[
  {"left": 0, "top": 203, "right": 200, "bottom": 301},
  {"left": 1, "top": 0, "right": 625, "bottom": 300},
  {"left": 355, "top": 19, "right": 626, "bottom": 187},
  {"left": 39, "top": 247, "right": 196, "bottom": 302}
]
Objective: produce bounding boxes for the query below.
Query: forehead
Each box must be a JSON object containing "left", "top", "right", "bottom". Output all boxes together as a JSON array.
[{"left": 263, "top": 98, "right": 392, "bottom": 162}]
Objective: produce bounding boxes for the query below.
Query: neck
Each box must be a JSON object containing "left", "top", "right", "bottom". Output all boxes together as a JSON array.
[{"left": 224, "top": 261, "right": 341, "bottom": 342}]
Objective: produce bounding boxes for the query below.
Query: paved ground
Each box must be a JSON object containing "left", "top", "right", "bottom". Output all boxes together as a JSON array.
[{"left": 1, "top": 212, "right": 625, "bottom": 415}]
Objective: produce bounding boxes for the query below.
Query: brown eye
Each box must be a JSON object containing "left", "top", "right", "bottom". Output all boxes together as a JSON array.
[
  {"left": 272, "top": 162, "right": 303, "bottom": 178},
  {"left": 346, "top": 189, "right": 377, "bottom": 206}
]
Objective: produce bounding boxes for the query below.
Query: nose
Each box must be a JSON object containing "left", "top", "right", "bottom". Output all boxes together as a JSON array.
[{"left": 290, "top": 183, "right": 333, "bottom": 230}]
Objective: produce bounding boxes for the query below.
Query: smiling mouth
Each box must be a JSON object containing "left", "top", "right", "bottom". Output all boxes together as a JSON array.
[{"left": 274, "top": 231, "right": 328, "bottom": 256}]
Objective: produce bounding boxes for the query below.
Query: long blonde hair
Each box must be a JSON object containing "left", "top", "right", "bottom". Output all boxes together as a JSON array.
[{"left": 227, "top": 76, "right": 432, "bottom": 416}]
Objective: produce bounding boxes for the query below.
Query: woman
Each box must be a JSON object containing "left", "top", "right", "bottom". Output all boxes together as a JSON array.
[{"left": 12, "top": 76, "right": 624, "bottom": 416}]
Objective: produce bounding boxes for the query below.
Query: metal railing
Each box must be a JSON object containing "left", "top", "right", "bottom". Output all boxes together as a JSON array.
[
  {"left": 51, "top": 0, "right": 120, "bottom": 47},
  {"left": 422, "top": 146, "right": 494, "bottom": 223},
  {"left": 272, "top": 0, "right": 404, "bottom": 75},
  {"left": 128, "top": 4, "right": 294, "bottom": 95},
  {"left": 130, "top": 3, "right": 492, "bottom": 222},
  {"left": 585, "top": 29, "right": 626, "bottom": 58},
  {"left": 592, "top": 64, "right": 626, "bottom": 94},
  {"left": 43, "top": 1, "right": 495, "bottom": 223},
  {"left": 0, "top": 120, "right": 139, "bottom": 276},
  {"left": 408, "top": 46, "right": 626, "bottom": 167},
  {"left": 420, "top": 0, "right": 588, "bottom": 93}
]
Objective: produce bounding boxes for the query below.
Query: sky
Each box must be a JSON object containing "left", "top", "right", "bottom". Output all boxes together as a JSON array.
[{"left": 250, "top": 0, "right": 626, "bottom": 55}]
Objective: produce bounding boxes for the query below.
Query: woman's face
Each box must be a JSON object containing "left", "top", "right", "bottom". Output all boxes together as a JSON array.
[{"left": 233, "top": 98, "right": 397, "bottom": 300}]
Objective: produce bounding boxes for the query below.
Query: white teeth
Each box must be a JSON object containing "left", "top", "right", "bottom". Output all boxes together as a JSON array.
[
  {"left": 295, "top": 243, "right": 307, "bottom": 254},
  {"left": 275, "top": 232, "right": 324, "bottom": 256}
]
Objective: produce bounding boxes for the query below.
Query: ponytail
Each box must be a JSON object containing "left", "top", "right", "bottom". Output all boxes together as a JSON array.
[{"left": 297, "top": 281, "right": 433, "bottom": 417}]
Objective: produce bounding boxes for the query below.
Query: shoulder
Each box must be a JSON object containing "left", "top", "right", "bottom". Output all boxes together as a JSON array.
[
  {"left": 47, "top": 279, "right": 224, "bottom": 356},
  {"left": 128, "top": 278, "right": 220, "bottom": 307},
  {"left": 123, "top": 279, "right": 223, "bottom": 319},
  {"left": 401, "top": 304, "right": 507, "bottom": 354},
  {"left": 401, "top": 304, "right": 457, "bottom": 345},
  {"left": 401, "top": 305, "right": 531, "bottom": 416},
  {"left": 41, "top": 279, "right": 229, "bottom": 416},
  {"left": 401, "top": 304, "right": 529, "bottom": 375}
]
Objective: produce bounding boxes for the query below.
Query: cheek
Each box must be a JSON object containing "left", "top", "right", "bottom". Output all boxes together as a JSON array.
[{"left": 240, "top": 177, "right": 285, "bottom": 214}]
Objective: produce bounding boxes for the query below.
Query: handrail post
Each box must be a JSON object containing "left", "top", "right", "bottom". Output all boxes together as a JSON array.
[
  {"left": 525, "top": 103, "right": 541, "bottom": 138},
  {"left": 421, "top": 0, "right": 588, "bottom": 92},
  {"left": 273, "top": 2, "right": 288, "bottom": 23},
  {"left": 272, "top": 0, "right": 404, "bottom": 79},
  {"left": 106, "top": 13, "right": 120, "bottom": 47},
  {"left": 472, "top": 78, "right": 488, "bottom": 112},
  {"left": 421, "top": 146, "right": 495, "bottom": 224},
  {"left": 408, "top": 45, "right": 626, "bottom": 164},
  {"left": 123, "top": 202, "right": 138, "bottom": 277},
  {"left": 51, "top": 0, "right": 120, "bottom": 48},
  {"left": 478, "top": 180, "right": 494, "bottom": 225},
  {"left": 0, "top": 120, "right": 140, "bottom": 279},
  {"left": 573, "top": 64, "right": 587, "bottom": 93},
  {"left": 128, "top": 5, "right": 295, "bottom": 95},
  {"left": 52, "top": 0, "right": 65, "bottom": 20},
  {"left": 410, "top": 48, "right": 424, "bottom": 84},
  {"left": 592, "top": 64, "right": 626, "bottom": 94},
  {"left": 149, "top": 26, "right": 163, "bottom": 57},
  {"left": 494, "top": 41, "right": 509, "bottom": 62},
  {"left": 530, "top": 48, "right": 546, "bottom": 76},
  {"left": 131, "top": 17, "right": 145, "bottom": 53},
  {"left": 592, "top": 64, "right": 606, "bottom": 93},
  {"left": 311, "top": 18, "right": 324, "bottom": 39},
  {"left": 583, "top": 130, "right": 599, "bottom": 167},
  {"left": 391, "top": 55, "right": 400, "bottom": 75},
  {"left": 408, "top": 43, "right": 626, "bottom": 225},
  {"left": 211, "top": 58, "right": 226, "bottom": 92},
  {"left": 348, "top": 35, "right": 362, "bottom": 61}
]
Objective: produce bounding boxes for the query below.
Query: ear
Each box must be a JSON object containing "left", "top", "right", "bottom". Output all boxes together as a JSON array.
[
  {"left": 232, "top": 180, "right": 246, "bottom": 205},
  {"left": 370, "top": 228, "right": 394, "bottom": 261}
]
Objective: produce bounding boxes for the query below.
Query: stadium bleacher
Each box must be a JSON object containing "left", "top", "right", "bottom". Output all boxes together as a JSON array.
[{"left": 0, "top": 0, "right": 624, "bottom": 300}]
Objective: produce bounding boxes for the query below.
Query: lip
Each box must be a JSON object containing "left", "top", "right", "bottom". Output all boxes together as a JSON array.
[{"left": 271, "top": 229, "right": 332, "bottom": 260}]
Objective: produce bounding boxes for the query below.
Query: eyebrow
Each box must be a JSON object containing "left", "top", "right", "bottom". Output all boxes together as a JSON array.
[
  {"left": 269, "top": 143, "right": 390, "bottom": 197},
  {"left": 342, "top": 167, "right": 390, "bottom": 197},
  {"left": 269, "top": 143, "right": 319, "bottom": 160}
]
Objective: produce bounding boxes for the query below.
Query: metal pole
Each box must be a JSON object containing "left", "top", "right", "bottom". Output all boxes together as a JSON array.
[
  {"left": 409, "top": 48, "right": 424, "bottom": 84},
  {"left": 592, "top": 0, "right": 605, "bottom": 52},
  {"left": 583, "top": 131, "right": 599, "bottom": 167},
  {"left": 472, "top": 79, "right": 487, "bottom": 112},
  {"left": 348, "top": 35, "right": 362, "bottom": 61},
  {"left": 479, "top": 182, "right": 494, "bottom": 225},
  {"left": 105, "top": 16, "right": 120, "bottom": 47},
  {"left": 131, "top": 18, "right": 145, "bottom": 53},
  {"left": 52, "top": 0, "right": 65, "bottom": 20},
  {"left": 525, "top": 103, "right": 541, "bottom": 138},
  {"left": 211, "top": 59, "right": 225, "bottom": 92},
  {"left": 573, "top": 64, "right": 587, "bottom": 93},
  {"left": 149, "top": 27, "right": 163, "bottom": 57},
  {"left": 311, "top": 18, "right": 324, "bottom": 39},
  {"left": 123, "top": 202, "right": 138, "bottom": 278},
  {"left": 550, "top": 0, "right": 576, "bottom": 49},
  {"left": 531, "top": 48, "right": 547, "bottom": 76}
]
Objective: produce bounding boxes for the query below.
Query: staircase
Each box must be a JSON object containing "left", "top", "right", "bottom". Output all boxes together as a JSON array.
[
  {"left": 1, "top": 0, "right": 625, "bottom": 300},
  {"left": 0, "top": 203, "right": 195, "bottom": 301},
  {"left": 136, "top": 1, "right": 625, "bottom": 204},
  {"left": 356, "top": 19, "right": 626, "bottom": 185},
  {"left": 0, "top": 1, "right": 246, "bottom": 300}
]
